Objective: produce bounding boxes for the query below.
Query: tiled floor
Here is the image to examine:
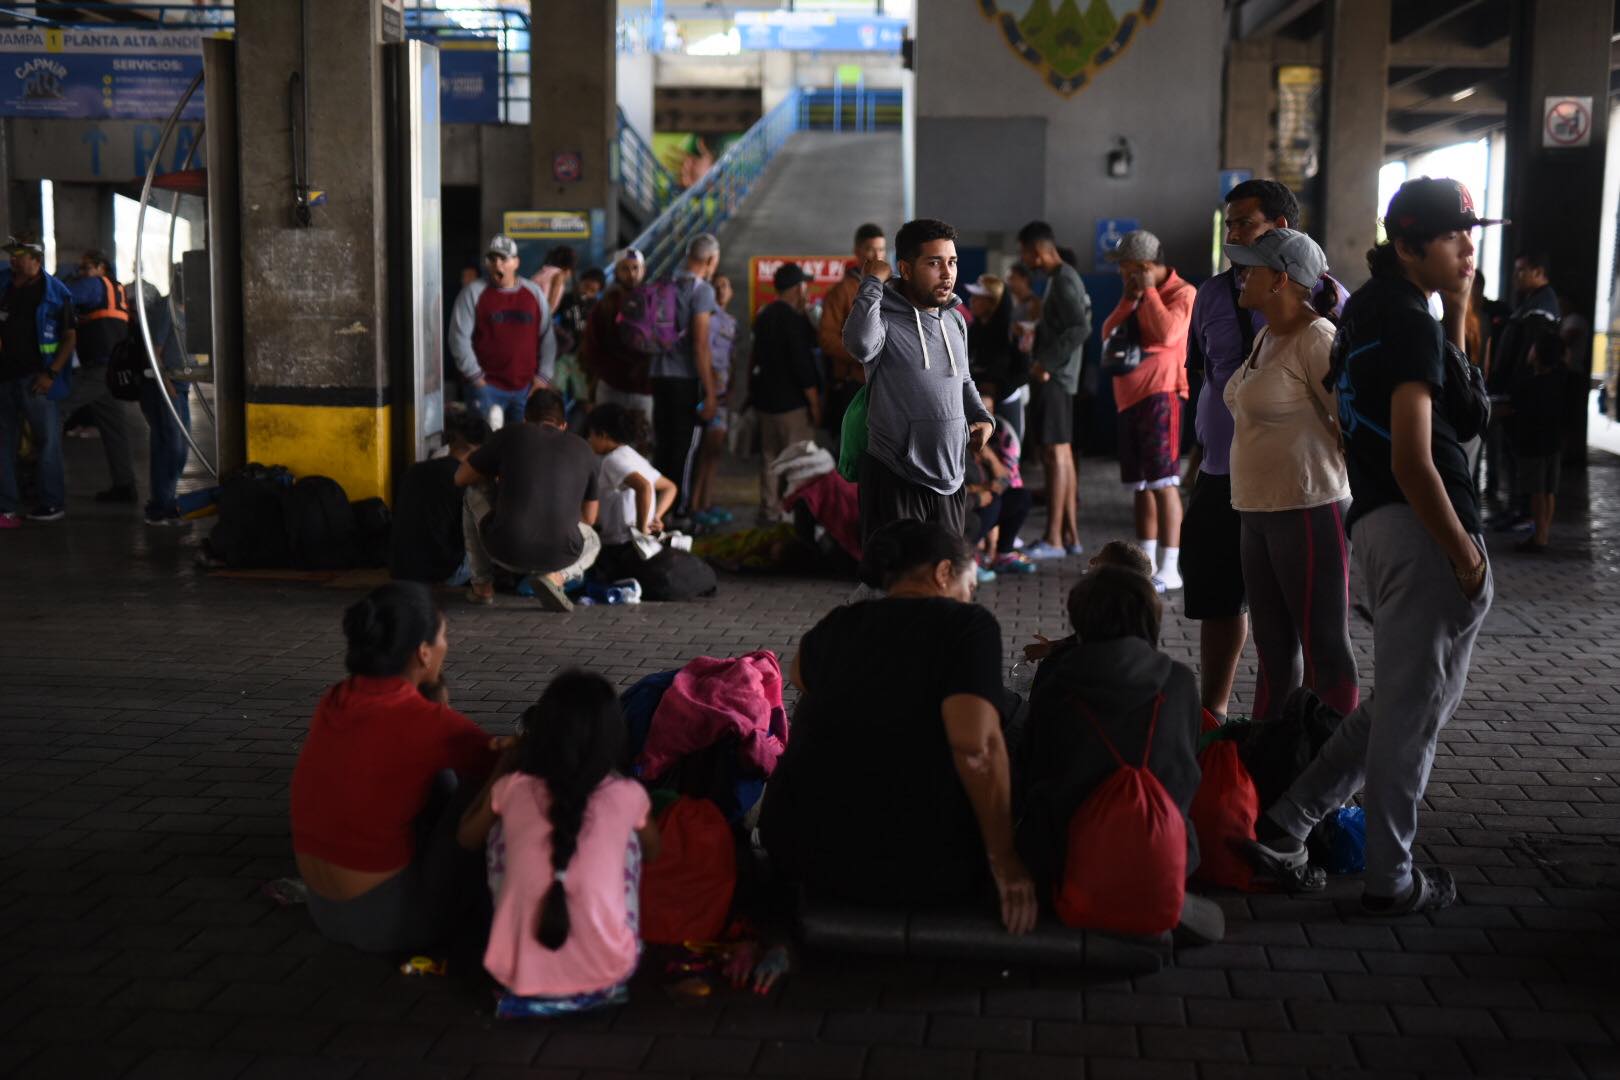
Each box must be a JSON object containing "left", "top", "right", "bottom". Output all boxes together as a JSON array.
[{"left": 2, "top": 437, "right": 1619, "bottom": 1078}]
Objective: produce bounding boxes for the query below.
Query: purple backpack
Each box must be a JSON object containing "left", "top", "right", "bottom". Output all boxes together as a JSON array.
[{"left": 617, "top": 280, "right": 683, "bottom": 356}]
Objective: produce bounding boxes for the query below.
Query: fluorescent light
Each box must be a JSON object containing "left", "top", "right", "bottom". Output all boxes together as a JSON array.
[{"left": 1450, "top": 86, "right": 1476, "bottom": 102}]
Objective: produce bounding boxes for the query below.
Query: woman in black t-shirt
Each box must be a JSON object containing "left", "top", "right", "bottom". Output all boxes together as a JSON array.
[{"left": 759, "top": 521, "right": 1037, "bottom": 934}]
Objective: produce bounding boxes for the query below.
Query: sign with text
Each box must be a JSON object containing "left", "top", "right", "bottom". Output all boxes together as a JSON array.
[
  {"left": 434, "top": 40, "right": 499, "bottom": 124},
  {"left": 0, "top": 28, "right": 208, "bottom": 120},
  {"left": 504, "top": 210, "right": 591, "bottom": 239},
  {"left": 734, "top": 12, "right": 905, "bottom": 53},
  {"left": 747, "top": 255, "right": 852, "bottom": 319}
]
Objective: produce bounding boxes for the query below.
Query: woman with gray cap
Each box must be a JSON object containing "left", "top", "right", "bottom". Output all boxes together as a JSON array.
[{"left": 1222, "top": 228, "right": 1357, "bottom": 723}]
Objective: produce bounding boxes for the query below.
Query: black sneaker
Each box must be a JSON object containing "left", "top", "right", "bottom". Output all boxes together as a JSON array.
[
  {"left": 94, "top": 485, "right": 138, "bottom": 504},
  {"left": 26, "top": 506, "right": 65, "bottom": 522},
  {"left": 144, "top": 509, "right": 189, "bottom": 527}
]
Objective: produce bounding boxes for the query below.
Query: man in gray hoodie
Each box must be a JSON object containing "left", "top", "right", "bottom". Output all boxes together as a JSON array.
[{"left": 844, "top": 218, "right": 995, "bottom": 544}]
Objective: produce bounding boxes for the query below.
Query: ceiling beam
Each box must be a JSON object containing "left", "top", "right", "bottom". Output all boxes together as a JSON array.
[
  {"left": 1388, "top": 37, "right": 1510, "bottom": 67},
  {"left": 1391, "top": 0, "right": 1489, "bottom": 42},
  {"left": 1235, "top": 0, "right": 1325, "bottom": 39}
]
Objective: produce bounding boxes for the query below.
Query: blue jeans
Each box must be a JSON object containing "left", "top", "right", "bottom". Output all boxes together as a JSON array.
[
  {"left": 0, "top": 375, "right": 65, "bottom": 513},
  {"left": 138, "top": 376, "right": 191, "bottom": 515},
  {"left": 470, "top": 383, "right": 531, "bottom": 426}
]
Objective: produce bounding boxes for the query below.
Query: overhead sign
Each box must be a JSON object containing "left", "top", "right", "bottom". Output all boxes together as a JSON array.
[
  {"left": 1543, "top": 96, "right": 1593, "bottom": 148},
  {"left": 734, "top": 12, "right": 905, "bottom": 53},
  {"left": 433, "top": 39, "right": 499, "bottom": 124},
  {"left": 504, "top": 210, "right": 591, "bottom": 239},
  {"left": 379, "top": 0, "right": 405, "bottom": 43},
  {"left": 747, "top": 255, "right": 852, "bottom": 319},
  {"left": 1094, "top": 218, "right": 1138, "bottom": 271},
  {"left": 0, "top": 28, "right": 208, "bottom": 120},
  {"left": 7, "top": 119, "right": 204, "bottom": 181}
]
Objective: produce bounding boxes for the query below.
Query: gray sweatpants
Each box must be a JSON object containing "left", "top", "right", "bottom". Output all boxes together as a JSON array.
[
  {"left": 1267, "top": 502, "right": 1492, "bottom": 897},
  {"left": 66, "top": 363, "right": 141, "bottom": 490}
]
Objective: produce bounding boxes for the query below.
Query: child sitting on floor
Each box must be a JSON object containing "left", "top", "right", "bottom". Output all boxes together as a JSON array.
[
  {"left": 458, "top": 670, "right": 660, "bottom": 1018},
  {"left": 1023, "top": 540, "right": 1155, "bottom": 661},
  {"left": 584, "top": 404, "right": 678, "bottom": 559}
]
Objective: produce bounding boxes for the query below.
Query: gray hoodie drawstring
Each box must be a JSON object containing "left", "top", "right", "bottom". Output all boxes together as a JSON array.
[{"left": 912, "top": 306, "right": 958, "bottom": 375}]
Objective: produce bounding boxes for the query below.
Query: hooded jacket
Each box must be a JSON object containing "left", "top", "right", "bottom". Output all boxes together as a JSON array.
[
  {"left": 1015, "top": 636, "right": 1202, "bottom": 897},
  {"left": 842, "top": 275, "right": 994, "bottom": 495}
]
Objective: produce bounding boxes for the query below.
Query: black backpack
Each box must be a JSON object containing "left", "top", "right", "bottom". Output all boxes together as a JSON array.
[
  {"left": 205, "top": 464, "right": 295, "bottom": 568},
  {"left": 284, "top": 476, "right": 360, "bottom": 570},
  {"left": 1101, "top": 311, "right": 1143, "bottom": 376},
  {"left": 350, "top": 496, "right": 392, "bottom": 569},
  {"left": 105, "top": 335, "right": 146, "bottom": 402}
]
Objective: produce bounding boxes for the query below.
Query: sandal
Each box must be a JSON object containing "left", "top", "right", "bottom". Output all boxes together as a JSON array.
[
  {"left": 1240, "top": 837, "right": 1327, "bottom": 893},
  {"left": 465, "top": 584, "right": 495, "bottom": 606},
  {"left": 1361, "top": 866, "right": 1457, "bottom": 916}
]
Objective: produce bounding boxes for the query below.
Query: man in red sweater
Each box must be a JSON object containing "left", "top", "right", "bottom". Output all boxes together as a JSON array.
[
  {"left": 1101, "top": 229, "right": 1195, "bottom": 593},
  {"left": 449, "top": 234, "right": 557, "bottom": 426}
]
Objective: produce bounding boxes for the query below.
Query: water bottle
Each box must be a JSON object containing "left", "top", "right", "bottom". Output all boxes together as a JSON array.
[
  {"left": 1008, "top": 659, "right": 1036, "bottom": 698},
  {"left": 488, "top": 403, "right": 504, "bottom": 431}
]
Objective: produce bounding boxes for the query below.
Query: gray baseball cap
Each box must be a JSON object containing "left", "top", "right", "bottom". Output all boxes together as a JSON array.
[
  {"left": 486, "top": 234, "right": 519, "bottom": 259},
  {"left": 1223, "top": 228, "right": 1326, "bottom": 289},
  {"left": 1110, "top": 229, "right": 1164, "bottom": 264}
]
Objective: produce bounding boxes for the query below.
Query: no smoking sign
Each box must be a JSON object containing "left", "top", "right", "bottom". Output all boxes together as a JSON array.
[{"left": 1543, "top": 96, "right": 1593, "bottom": 148}]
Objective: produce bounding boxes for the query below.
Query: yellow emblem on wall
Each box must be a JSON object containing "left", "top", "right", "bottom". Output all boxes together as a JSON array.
[{"left": 980, "top": 0, "right": 1161, "bottom": 98}]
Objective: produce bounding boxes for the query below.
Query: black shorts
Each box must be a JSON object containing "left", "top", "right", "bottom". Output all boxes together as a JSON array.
[
  {"left": 1180, "top": 470, "right": 1246, "bottom": 619},
  {"left": 858, "top": 453, "right": 968, "bottom": 558},
  {"left": 1029, "top": 384, "right": 1074, "bottom": 447}
]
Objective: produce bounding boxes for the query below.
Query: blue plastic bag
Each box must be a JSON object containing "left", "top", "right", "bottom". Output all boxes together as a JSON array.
[{"left": 1320, "top": 806, "right": 1366, "bottom": 874}]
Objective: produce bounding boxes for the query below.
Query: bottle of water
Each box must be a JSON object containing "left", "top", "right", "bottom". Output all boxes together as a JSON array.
[{"left": 1008, "top": 659, "right": 1036, "bottom": 698}]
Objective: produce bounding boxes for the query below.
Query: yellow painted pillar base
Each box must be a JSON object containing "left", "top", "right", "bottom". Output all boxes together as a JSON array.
[{"left": 245, "top": 403, "right": 392, "bottom": 503}]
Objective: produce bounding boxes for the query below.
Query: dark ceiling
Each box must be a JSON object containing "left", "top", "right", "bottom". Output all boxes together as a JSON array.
[{"left": 1230, "top": 0, "right": 1618, "bottom": 156}]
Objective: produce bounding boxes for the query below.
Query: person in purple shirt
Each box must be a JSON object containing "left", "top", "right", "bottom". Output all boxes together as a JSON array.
[{"left": 1181, "top": 180, "right": 1348, "bottom": 718}]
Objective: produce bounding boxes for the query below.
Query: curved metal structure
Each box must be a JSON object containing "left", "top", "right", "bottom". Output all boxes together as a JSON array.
[{"left": 134, "top": 70, "right": 217, "bottom": 478}]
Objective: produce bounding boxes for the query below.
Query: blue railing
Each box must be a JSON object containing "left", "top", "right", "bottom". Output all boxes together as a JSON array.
[
  {"left": 614, "top": 108, "right": 678, "bottom": 224},
  {"left": 798, "top": 87, "right": 902, "bottom": 132},
  {"left": 626, "top": 89, "right": 804, "bottom": 281}
]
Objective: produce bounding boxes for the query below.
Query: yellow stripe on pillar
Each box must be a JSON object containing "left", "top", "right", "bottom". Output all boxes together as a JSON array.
[{"left": 245, "top": 403, "right": 392, "bottom": 503}]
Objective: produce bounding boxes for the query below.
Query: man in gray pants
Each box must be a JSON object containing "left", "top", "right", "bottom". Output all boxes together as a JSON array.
[{"left": 1246, "top": 177, "right": 1499, "bottom": 915}]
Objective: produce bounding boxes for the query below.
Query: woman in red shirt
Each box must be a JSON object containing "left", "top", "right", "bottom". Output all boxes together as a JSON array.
[{"left": 291, "top": 583, "right": 500, "bottom": 952}]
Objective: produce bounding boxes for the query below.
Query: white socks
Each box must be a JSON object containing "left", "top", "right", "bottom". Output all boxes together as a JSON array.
[
  {"left": 1139, "top": 538, "right": 1158, "bottom": 564},
  {"left": 1160, "top": 547, "right": 1180, "bottom": 578}
]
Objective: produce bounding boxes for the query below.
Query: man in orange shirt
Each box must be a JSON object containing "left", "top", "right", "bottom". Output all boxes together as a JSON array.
[
  {"left": 1101, "top": 230, "right": 1194, "bottom": 592},
  {"left": 818, "top": 223, "right": 886, "bottom": 437}
]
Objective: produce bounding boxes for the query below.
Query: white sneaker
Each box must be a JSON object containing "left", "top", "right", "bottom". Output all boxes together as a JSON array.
[{"left": 1153, "top": 568, "right": 1183, "bottom": 593}]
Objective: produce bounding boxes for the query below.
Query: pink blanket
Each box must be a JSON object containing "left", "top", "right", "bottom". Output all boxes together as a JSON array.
[
  {"left": 783, "top": 471, "right": 862, "bottom": 562},
  {"left": 637, "top": 650, "right": 789, "bottom": 781}
]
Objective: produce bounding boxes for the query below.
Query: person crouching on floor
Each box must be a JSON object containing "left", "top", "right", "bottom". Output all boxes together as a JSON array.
[
  {"left": 457, "top": 671, "right": 660, "bottom": 1018},
  {"left": 455, "top": 388, "right": 602, "bottom": 611},
  {"left": 1015, "top": 566, "right": 1203, "bottom": 898}
]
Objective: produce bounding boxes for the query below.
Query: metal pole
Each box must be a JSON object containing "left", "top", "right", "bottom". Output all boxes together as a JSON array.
[
  {"left": 165, "top": 121, "right": 215, "bottom": 428},
  {"left": 135, "top": 70, "right": 216, "bottom": 477}
]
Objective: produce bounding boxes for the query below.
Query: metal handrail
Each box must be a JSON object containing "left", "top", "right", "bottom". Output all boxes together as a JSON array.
[
  {"left": 627, "top": 88, "right": 804, "bottom": 281},
  {"left": 614, "top": 107, "right": 677, "bottom": 221},
  {"left": 134, "top": 70, "right": 216, "bottom": 478}
]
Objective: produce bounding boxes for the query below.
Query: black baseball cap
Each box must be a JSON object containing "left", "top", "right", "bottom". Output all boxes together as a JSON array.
[
  {"left": 1384, "top": 176, "right": 1507, "bottom": 239},
  {"left": 773, "top": 262, "right": 807, "bottom": 291}
]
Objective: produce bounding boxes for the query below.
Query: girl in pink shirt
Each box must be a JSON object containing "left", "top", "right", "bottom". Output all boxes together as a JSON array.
[{"left": 459, "top": 671, "right": 659, "bottom": 1017}]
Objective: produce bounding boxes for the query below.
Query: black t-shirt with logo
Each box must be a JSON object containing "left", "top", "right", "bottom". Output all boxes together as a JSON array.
[{"left": 1330, "top": 275, "right": 1480, "bottom": 535}]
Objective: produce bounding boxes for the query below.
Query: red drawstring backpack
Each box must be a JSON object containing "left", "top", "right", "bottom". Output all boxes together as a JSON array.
[
  {"left": 1189, "top": 709, "right": 1260, "bottom": 890},
  {"left": 639, "top": 796, "right": 737, "bottom": 945},
  {"left": 1054, "top": 695, "right": 1187, "bottom": 935}
]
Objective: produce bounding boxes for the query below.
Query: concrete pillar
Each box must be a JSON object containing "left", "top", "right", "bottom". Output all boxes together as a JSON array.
[
  {"left": 50, "top": 183, "right": 114, "bottom": 269},
  {"left": 1504, "top": 0, "right": 1612, "bottom": 318},
  {"left": 235, "top": 0, "right": 393, "bottom": 500},
  {"left": 1503, "top": 0, "right": 1613, "bottom": 458},
  {"left": 531, "top": 0, "right": 617, "bottom": 241},
  {"left": 1222, "top": 38, "right": 1272, "bottom": 178},
  {"left": 1319, "top": 0, "right": 1390, "bottom": 290}
]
